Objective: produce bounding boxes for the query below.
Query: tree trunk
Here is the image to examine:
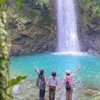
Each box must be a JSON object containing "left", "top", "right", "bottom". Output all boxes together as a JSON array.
[{"left": 0, "top": 9, "right": 9, "bottom": 100}]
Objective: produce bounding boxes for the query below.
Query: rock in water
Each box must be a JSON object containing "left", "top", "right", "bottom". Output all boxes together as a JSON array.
[{"left": 84, "top": 88, "right": 99, "bottom": 95}]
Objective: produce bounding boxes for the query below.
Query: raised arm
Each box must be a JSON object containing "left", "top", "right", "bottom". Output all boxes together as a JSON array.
[
  {"left": 60, "top": 76, "right": 66, "bottom": 88},
  {"left": 34, "top": 67, "right": 40, "bottom": 74},
  {"left": 71, "top": 66, "right": 81, "bottom": 76}
]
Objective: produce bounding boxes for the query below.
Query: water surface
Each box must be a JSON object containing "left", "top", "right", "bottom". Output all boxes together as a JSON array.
[{"left": 10, "top": 53, "right": 100, "bottom": 100}]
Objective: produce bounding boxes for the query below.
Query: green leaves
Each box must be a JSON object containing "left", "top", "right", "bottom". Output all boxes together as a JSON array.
[
  {"left": 7, "top": 93, "right": 13, "bottom": 99},
  {"left": 0, "top": 0, "right": 6, "bottom": 4},
  {"left": 0, "top": 0, "right": 6, "bottom": 11},
  {"left": 7, "top": 76, "right": 27, "bottom": 99},
  {"left": 93, "top": 6, "right": 100, "bottom": 16},
  {"left": 16, "top": 0, "right": 23, "bottom": 9},
  {"left": 8, "top": 75, "right": 27, "bottom": 88},
  {"left": 81, "top": 0, "right": 100, "bottom": 17}
]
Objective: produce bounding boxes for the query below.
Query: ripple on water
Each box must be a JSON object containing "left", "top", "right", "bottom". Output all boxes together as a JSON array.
[{"left": 10, "top": 53, "right": 100, "bottom": 100}]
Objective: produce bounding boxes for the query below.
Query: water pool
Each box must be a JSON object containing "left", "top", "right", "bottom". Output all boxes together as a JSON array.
[{"left": 10, "top": 53, "right": 100, "bottom": 100}]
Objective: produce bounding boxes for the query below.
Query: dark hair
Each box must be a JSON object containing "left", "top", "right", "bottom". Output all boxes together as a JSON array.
[
  {"left": 52, "top": 72, "right": 56, "bottom": 77},
  {"left": 40, "top": 69, "right": 44, "bottom": 75},
  {"left": 66, "top": 73, "right": 70, "bottom": 76}
]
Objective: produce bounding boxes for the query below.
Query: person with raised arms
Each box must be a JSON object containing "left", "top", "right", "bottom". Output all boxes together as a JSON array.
[
  {"left": 34, "top": 67, "right": 46, "bottom": 100},
  {"left": 60, "top": 66, "right": 81, "bottom": 100}
]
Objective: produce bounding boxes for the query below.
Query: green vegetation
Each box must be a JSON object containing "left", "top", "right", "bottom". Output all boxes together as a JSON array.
[
  {"left": 0, "top": 0, "right": 55, "bottom": 99},
  {"left": 22, "top": 0, "right": 54, "bottom": 28},
  {"left": 0, "top": 0, "right": 27, "bottom": 99},
  {"left": 7, "top": 76, "right": 27, "bottom": 99},
  {"left": 77, "top": 0, "right": 100, "bottom": 35},
  {"left": 16, "top": 0, "right": 23, "bottom": 9},
  {"left": 78, "top": 0, "right": 100, "bottom": 17},
  {"left": 8, "top": 76, "right": 27, "bottom": 88},
  {"left": 0, "top": 2, "right": 9, "bottom": 99}
]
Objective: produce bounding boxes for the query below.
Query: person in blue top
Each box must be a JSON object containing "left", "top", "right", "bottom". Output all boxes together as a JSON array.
[{"left": 34, "top": 67, "right": 46, "bottom": 100}]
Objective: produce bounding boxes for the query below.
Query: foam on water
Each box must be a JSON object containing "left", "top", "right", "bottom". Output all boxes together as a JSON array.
[{"left": 51, "top": 51, "right": 88, "bottom": 56}]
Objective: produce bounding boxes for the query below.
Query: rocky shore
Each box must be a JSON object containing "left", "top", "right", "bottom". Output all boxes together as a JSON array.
[
  {"left": 12, "top": 77, "right": 100, "bottom": 100},
  {"left": 12, "top": 78, "right": 60, "bottom": 100}
]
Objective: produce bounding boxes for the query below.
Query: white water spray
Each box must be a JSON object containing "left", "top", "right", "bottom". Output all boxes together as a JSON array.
[{"left": 57, "top": 0, "right": 80, "bottom": 52}]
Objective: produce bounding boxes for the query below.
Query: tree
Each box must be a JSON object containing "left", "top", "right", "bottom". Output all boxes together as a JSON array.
[
  {"left": 0, "top": 0, "right": 11, "bottom": 99},
  {"left": 0, "top": 0, "right": 26, "bottom": 99},
  {"left": 0, "top": 8, "right": 9, "bottom": 100}
]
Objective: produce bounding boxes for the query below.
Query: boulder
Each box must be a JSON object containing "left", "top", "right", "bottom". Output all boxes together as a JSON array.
[{"left": 84, "top": 88, "right": 99, "bottom": 95}]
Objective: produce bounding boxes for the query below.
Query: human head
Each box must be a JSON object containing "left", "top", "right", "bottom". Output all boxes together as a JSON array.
[
  {"left": 52, "top": 71, "right": 56, "bottom": 77},
  {"left": 40, "top": 69, "right": 44, "bottom": 75},
  {"left": 66, "top": 70, "right": 70, "bottom": 76}
]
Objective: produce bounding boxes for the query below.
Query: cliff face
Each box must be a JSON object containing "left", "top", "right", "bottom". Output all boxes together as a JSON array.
[
  {"left": 77, "top": 0, "right": 100, "bottom": 55},
  {"left": 7, "top": 0, "right": 57, "bottom": 56},
  {"left": 10, "top": 29, "right": 56, "bottom": 56},
  {"left": 8, "top": 0, "right": 100, "bottom": 56}
]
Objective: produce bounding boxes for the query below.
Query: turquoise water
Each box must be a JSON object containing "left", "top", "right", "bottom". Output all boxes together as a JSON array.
[{"left": 10, "top": 53, "right": 100, "bottom": 89}]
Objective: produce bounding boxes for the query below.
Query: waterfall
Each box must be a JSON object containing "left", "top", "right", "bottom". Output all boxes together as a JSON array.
[{"left": 57, "top": 0, "right": 80, "bottom": 52}]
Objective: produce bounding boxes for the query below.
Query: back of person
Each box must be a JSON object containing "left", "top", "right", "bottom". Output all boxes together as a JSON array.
[
  {"left": 60, "top": 67, "right": 81, "bottom": 100},
  {"left": 48, "top": 72, "right": 58, "bottom": 100},
  {"left": 39, "top": 75, "right": 45, "bottom": 90},
  {"left": 37, "top": 74, "right": 45, "bottom": 90},
  {"left": 34, "top": 67, "right": 46, "bottom": 100},
  {"left": 65, "top": 75, "right": 74, "bottom": 89},
  {"left": 48, "top": 77, "right": 58, "bottom": 87},
  {"left": 65, "top": 81, "right": 72, "bottom": 90}
]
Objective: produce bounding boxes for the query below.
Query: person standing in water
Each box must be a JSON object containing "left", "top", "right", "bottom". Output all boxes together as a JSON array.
[
  {"left": 34, "top": 67, "right": 46, "bottom": 100},
  {"left": 60, "top": 66, "right": 81, "bottom": 100},
  {"left": 47, "top": 72, "right": 58, "bottom": 100}
]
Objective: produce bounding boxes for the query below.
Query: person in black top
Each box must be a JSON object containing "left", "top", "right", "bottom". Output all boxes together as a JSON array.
[{"left": 34, "top": 67, "right": 46, "bottom": 100}]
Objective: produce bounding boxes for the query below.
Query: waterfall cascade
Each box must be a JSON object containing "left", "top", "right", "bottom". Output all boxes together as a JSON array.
[{"left": 57, "top": 0, "right": 80, "bottom": 52}]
